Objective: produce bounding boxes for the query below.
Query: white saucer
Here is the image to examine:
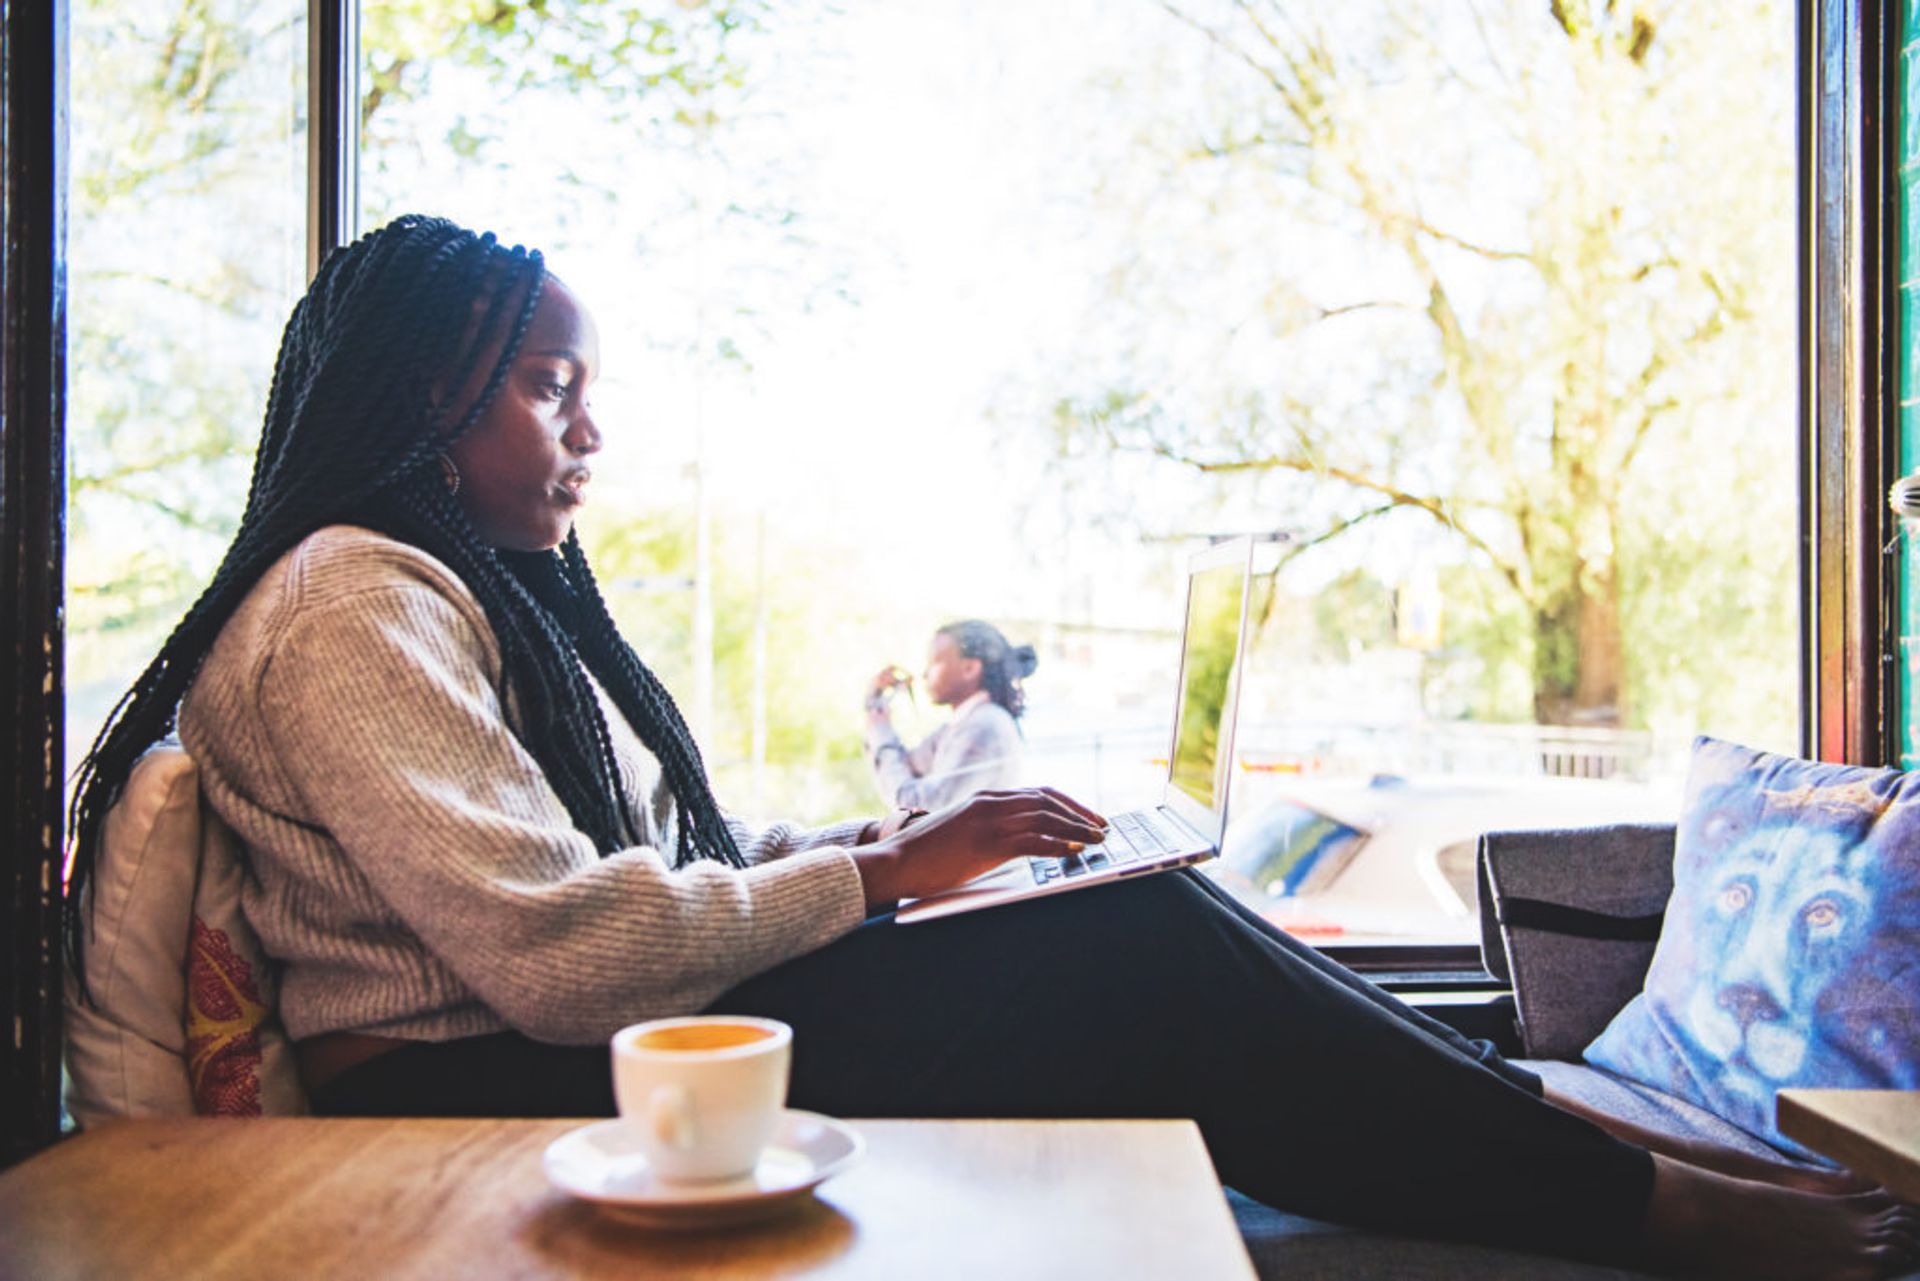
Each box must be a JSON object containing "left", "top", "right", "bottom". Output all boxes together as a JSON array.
[{"left": 543, "top": 1110, "right": 864, "bottom": 1229}]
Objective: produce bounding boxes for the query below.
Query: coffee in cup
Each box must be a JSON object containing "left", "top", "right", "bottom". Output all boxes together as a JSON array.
[{"left": 611, "top": 1015, "right": 793, "bottom": 1183}]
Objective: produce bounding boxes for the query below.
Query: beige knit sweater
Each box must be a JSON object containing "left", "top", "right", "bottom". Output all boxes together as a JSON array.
[{"left": 179, "top": 526, "right": 869, "bottom": 1046}]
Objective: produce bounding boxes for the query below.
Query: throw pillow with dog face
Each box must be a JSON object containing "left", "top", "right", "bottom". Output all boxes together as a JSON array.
[{"left": 1584, "top": 736, "right": 1920, "bottom": 1159}]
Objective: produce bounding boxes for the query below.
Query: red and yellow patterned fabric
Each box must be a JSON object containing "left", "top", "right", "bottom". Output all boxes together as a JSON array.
[{"left": 185, "top": 916, "right": 268, "bottom": 1116}]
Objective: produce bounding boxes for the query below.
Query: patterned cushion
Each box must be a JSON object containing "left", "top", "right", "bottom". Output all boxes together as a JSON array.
[
  {"left": 183, "top": 833, "right": 292, "bottom": 1115},
  {"left": 1584, "top": 737, "right": 1920, "bottom": 1158},
  {"left": 65, "top": 743, "right": 305, "bottom": 1123}
]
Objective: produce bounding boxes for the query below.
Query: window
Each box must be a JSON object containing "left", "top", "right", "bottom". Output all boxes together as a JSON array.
[
  {"left": 357, "top": 0, "right": 1798, "bottom": 950},
  {"left": 2, "top": 0, "right": 1896, "bottom": 1158},
  {"left": 66, "top": 0, "right": 308, "bottom": 773}
]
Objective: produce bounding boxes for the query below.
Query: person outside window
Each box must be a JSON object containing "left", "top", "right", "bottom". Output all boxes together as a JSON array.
[{"left": 864, "top": 620, "right": 1035, "bottom": 811}]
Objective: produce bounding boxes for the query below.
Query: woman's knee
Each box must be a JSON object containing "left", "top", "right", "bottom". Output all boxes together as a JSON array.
[
  {"left": 1026, "top": 866, "right": 1226, "bottom": 929},
  {"left": 721, "top": 869, "right": 1244, "bottom": 1039},
  {"left": 910, "top": 867, "right": 1229, "bottom": 961}
]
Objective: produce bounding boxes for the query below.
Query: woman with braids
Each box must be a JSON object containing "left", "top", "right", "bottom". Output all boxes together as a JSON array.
[
  {"left": 65, "top": 215, "right": 1920, "bottom": 1280},
  {"left": 864, "top": 620, "right": 1036, "bottom": 810}
]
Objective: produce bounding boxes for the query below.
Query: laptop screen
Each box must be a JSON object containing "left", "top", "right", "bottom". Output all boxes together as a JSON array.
[{"left": 1167, "top": 557, "right": 1249, "bottom": 812}]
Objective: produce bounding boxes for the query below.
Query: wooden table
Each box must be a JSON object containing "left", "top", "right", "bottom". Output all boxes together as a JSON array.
[
  {"left": 0, "top": 1117, "right": 1256, "bottom": 1280},
  {"left": 1778, "top": 1089, "right": 1920, "bottom": 1204}
]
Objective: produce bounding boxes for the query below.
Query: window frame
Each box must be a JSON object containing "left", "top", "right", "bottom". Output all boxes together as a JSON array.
[
  {"left": 308, "top": 0, "right": 357, "bottom": 277},
  {"left": 1805, "top": 0, "right": 1902, "bottom": 767},
  {"left": 1, "top": 0, "right": 69, "bottom": 1169},
  {"left": 0, "top": 0, "right": 1902, "bottom": 1160}
]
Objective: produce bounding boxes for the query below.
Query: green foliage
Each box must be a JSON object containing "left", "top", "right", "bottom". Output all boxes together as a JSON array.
[
  {"left": 68, "top": 0, "right": 307, "bottom": 743},
  {"left": 1309, "top": 570, "right": 1393, "bottom": 657},
  {"left": 578, "top": 504, "right": 873, "bottom": 820},
  {"left": 1614, "top": 397, "right": 1798, "bottom": 749},
  {"left": 65, "top": 0, "right": 793, "bottom": 772},
  {"left": 1425, "top": 565, "right": 1537, "bottom": 723},
  {"left": 360, "top": 0, "right": 771, "bottom": 139}
]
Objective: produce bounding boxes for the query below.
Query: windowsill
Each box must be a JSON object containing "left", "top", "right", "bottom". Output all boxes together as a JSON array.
[
  {"left": 1316, "top": 944, "right": 1523, "bottom": 1053},
  {"left": 1317, "top": 942, "right": 1500, "bottom": 991}
]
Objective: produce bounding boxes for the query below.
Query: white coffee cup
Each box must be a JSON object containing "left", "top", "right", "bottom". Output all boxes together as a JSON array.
[{"left": 610, "top": 1015, "right": 793, "bottom": 1184}]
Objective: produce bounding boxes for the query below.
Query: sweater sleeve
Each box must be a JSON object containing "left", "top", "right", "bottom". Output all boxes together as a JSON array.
[
  {"left": 726, "top": 814, "right": 872, "bottom": 866},
  {"left": 252, "top": 582, "right": 867, "bottom": 1044}
]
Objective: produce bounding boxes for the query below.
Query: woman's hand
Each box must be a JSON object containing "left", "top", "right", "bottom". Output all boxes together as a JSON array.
[
  {"left": 850, "top": 788, "right": 1107, "bottom": 913},
  {"left": 865, "top": 665, "right": 911, "bottom": 726}
]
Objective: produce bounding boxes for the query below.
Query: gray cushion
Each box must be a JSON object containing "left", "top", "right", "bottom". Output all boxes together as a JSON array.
[
  {"left": 1476, "top": 845, "right": 1510, "bottom": 982},
  {"left": 1480, "top": 826, "right": 1674, "bottom": 1059},
  {"left": 1520, "top": 1060, "right": 1818, "bottom": 1166}
]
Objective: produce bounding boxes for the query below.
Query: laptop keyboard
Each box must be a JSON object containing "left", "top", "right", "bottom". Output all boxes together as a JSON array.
[{"left": 1029, "top": 809, "right": 1182, "bottom": 884}]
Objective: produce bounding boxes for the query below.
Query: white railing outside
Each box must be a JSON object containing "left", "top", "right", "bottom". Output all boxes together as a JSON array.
[{"left": 1021, "top": 718, "right": 1686, "bottom": 813}]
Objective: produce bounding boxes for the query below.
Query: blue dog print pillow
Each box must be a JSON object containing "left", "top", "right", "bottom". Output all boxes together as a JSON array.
[{"left": 1584, "top": 737, "right": 1920, "bottom": 1160}]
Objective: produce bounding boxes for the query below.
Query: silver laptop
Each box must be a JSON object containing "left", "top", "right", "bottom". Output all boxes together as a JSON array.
[{"left": 895, "top": 536, "right": 1256, "bottom": 924}]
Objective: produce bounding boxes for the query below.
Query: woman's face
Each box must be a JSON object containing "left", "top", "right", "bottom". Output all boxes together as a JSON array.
[
  {"left": 923, "top": 633, "right": 983, "bottom": 707},
  {"left": 447, "top": 278, "right": 603, "bottom": 553}
]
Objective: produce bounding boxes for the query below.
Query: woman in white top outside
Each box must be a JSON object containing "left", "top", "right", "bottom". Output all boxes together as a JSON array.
[{"left": 864, "top": 620, "right": 1035, "bottom": 811}]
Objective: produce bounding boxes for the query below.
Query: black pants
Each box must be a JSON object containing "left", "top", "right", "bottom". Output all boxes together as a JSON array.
[{"left": 314, "top": 869, "right": 1653, "bottom": 1262}]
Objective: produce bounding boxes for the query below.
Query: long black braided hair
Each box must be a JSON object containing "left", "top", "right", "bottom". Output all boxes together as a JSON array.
[{"left": 67, "top": 214, "right": 743, "bottom": 976}]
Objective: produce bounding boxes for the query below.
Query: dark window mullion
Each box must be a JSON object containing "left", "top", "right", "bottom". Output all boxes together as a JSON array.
[
  {"left": 1806, "top": 0, "right": 1900, "bottom": 766},
  {"left": 308, "top": 0, "right": 359, "bottom": 280},
  {"left": 1, "top": 0, "right": 69, "bottom": 1167}
]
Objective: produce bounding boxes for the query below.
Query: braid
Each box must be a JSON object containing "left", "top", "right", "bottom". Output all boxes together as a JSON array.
[
  {"left": 560, "top": 535, "right": 745, "bottom": 869},
  {"left": 67, "top": 214, "right": 744, "bottom": 989}
]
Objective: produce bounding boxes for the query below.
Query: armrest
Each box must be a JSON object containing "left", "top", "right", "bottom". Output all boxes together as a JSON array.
[{"left": 1476, "top": 824, "right": 1675, "bottom": 1060}]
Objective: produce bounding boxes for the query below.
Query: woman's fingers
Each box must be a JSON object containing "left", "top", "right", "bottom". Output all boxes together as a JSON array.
[
  {"left": 1032, "top": 785, "right": 1107, "bottom": 826},
  {"left": 994, "top": 808, "right": 1106, "bottom": 844},
  {"left": 889, "top": 789, "right": 1111, "bottom": 893},
  {"left": 970, "top": 787, "right": 1108, "bottom": 830}
]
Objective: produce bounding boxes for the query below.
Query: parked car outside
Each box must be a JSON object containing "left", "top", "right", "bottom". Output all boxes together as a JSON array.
[{"left": 1207, "top": 770, "right": 1682, "bottom": 946}]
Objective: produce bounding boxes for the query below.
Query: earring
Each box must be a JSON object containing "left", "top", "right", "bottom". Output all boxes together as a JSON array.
[{"left": 439, "top": 452, "right": 461, "bottom": 497}]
